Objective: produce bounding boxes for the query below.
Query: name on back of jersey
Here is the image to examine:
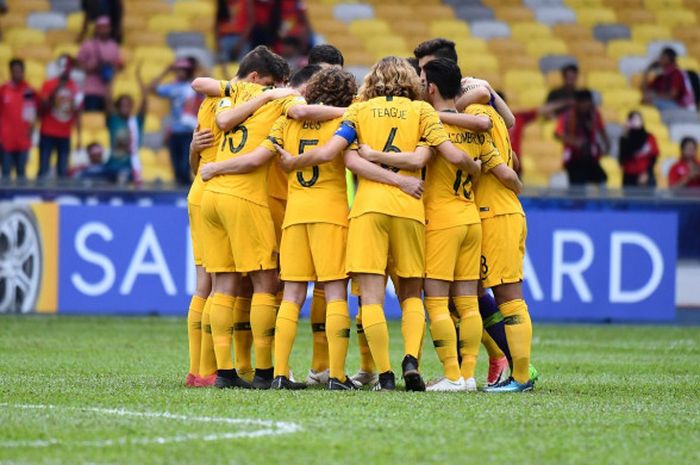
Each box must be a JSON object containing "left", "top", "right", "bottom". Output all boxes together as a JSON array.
[
  {"left": 449, "top": 131, "right": 485, "bottom": 145},
  {"left": 371, "top": 107, "right": 407, "bottom": 120}
]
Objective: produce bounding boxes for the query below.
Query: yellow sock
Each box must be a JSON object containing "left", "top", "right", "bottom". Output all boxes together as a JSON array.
[
  {"left": 425, "top": 297, "right": 460, "bottom": 381},
  {"left": 326, "top": 300, "right": 350, "bottom": 381},
  {"left": 210, "top": 293, "right": 235, "bottom": 370},
  {"left": 187, "top": 295, "right": 205, "bottom": 375},
  {"left": 361, "top": 304, "right": 391, "bottom": 373},
  {"left": 482, "top": 331, "right": 505, "bottom": 360},
  {"left": 356, "top": 309, "right": 375, "bottom": 373},
  {"left": 273, "top": 300, "right": 300, "bottom": 377},
  {"left": 198, "top": 298, "right": 217, "bottom": 376},
  {"left": 500, "top": 299, "right": 532, "bottom": 383},
  {"left": 251, "top": 293, "right": 277, "bottom": 370},
  {"left": 401, "top": 297, "right": 425, "bottom": 358},
  {"left": 233, "top": 297, "right": 253, "bottom": 379},
  {"left": 454, "top": 296, "right": 482, "bottom": 380},
  {"left": 310, "top": 288, "right": 329, "bottom": 372}
]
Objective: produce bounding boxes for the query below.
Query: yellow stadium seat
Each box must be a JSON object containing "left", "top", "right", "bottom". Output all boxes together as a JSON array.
[
  {"left": 565, "top": 0, "right": 604, "bottom": 6},
  {"left": 19, "top": 45, "right": 53, "bottom": 63},
  {"left": 511, "top": 22, "right": 551, "bottom": 41},
  {"left": 429, "top": 20, "right": 470, "bottom": 41},
  {"left": 7, "top": 0, "right": 49, "bottom": 13},
  {"left": 643, "top": 0, "right": 683, "bottom": 9},
  {"left": 678, "top": 56, "right": 700, "bottom": 72},
  {"left": 369, "top": 36, "right": 410, "bottom": 60},
  {"left": 493, "top": 6, "right": 534, "bottom": 22},
  {"left": 609, "top": 0, "right": 644, "bottom": 8},
  {"left": 66, "top": 12, "right": 84, "bottom": 32},
  {"left": 674, "top": 26, "right": 700, "bottom": 44},
  {"left": 412, "top": 4, "right": 454, "bottom": 20},
  {"left": 488, "top": 38, "right": 526, "bottom": 57},
  {"left": 173, "top": 0, "right": 215, "bottom": 18},
  {"left": 578, "top": 55, "right": 618, "bottom": 71},
  {"left": 568, "top": 40, "right": 606, "bottom": 57},
  {"left": 601, "top": 88, "right": 643, "bottom": 108},
  {"left": 24, "top": 60, "right": 45, "bottom": 88},
  {"left": 499, "top": 54, "right": 539, "bottom": 71},
  {"left": 306, "top": 3, "right": 334, "bottom": 20},
  {"left": 615, "top": 8, "right": 655, "bottom": 25},
  {"left": 517, "top": 87, "right": 549, "bottom": 108},
  {"left": 526, "top": 39, "right": 568, "bottom": 57},
  {"left": 655, "top": 9, "right": 697, "bottom": 26},
  {"left": 0, "top": 13, "right": 27, "bottom": 29},
  {"left": 5, "top": 28, "right": 46, "bottom": 48},
  {"left": 129, "top": 1, "right": 172, "bottom": 15},
  {"left": 112, "top": 79, "right": 140, "bottom": 99},
  {"left": 631, "top": 24, "right": 672, "bottom": 43},
  {"left": 343, "top": 50, "right": 375, "bottom": 66},
  {"left": 607, "top": 40, "right": 647, "bottom": 59},
  {"left": 600, "top": 157, "right": 622, "bottom": 187},
  {"left": 587, "top": 71, "right": 628, "bottom": 89},
  {"left": 552, "top": 24, "right": 593, "bottom": 41},
  {"left": 348, "top": 19, "right": 390, "bottom": 37},
  {"left": 0, "top": 44, "right": 12, "bottom": 62},
  {"left": 148, "top": 15, "right": 190, "bottom": 33},
  {"left": 82, "top": 113, "right": 107, "bottom": 132},
  {"left": 505, "top": 70, "right": 545, "bottom": 92},
  {"left": 374, "top": 4, "right": 415, "bottom": 21},
  {"left": 454, "top": 37, "right": 488, "bottom": 53},
  {"left": 145, "top": 114, "right": 161, "bottom": 133},
  {"left": 575, "top": 7, "right": 617, "bottom": 26},
  {"left": 393, "top": 20, "right": 430, "bottom": 42},
  {"left": 47, "top": 30, "right": 77, "bottom": 47},
  {"left": 461, "top": 54, "right": 499, "bottom": 75},
  {"left": 123, "top": 16, "right": 147, "bottom": 32},
  {"left": 124, "top": 31, "right": 167, "bottom": 48},
  {"left": 311, "top": 19, "right": 348, "bottom": 35},
  {"left": 133, "top": 46, "right": 175, "bottom": 65}
]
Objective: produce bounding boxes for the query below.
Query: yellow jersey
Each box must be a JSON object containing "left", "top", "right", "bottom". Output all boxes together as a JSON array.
[
  {"left": 188, "top": 96, "right": 223, "bottom": 206},
  {"left": 424, "top": 117, "right": 503, "bottom": 230},
  {"left": 261, "top": 116, "right": 349, "bottom": 228},
  {"left": 205, "top": 89, "right": 306, "bottom": 206},
  {"left": 466, "top": 104, "right": 524, "bottom": 219},
  {"left": 342, "top": 96, "right": 449, "bottom": 223}
]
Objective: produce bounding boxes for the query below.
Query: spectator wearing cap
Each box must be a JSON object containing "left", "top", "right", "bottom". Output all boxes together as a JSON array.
[
  {"left": 619, "top": 111, "right": 659, "bottom": 188},
  {"left": 38, "top": 55, "right": 83, "bottom": 180},
  {"left": 555, "top": 89, "right": 611, "bottom": 187},
  {"left": 668, "top": 137, "right": 700, "bottom": 188},
  {"left": 216, "top": 0, "right": 253, "bottom": 62},
  {"left": 643, "top": 47, "right": 696, "bottom": 111},
  {"left": 77, "top": 15, "right": 123, "bottom": 112},
  {"left": 78, "top": 0, "right": 123, "bottom": 44},
  {"left": 149, "top": 59, "right": 201, "bottom": 186},
  {"left": 0, "top": 59, "right": 39, "bottom": 181},
  {"left": 545, "top": 63, "right": 579, "bottom": 118}
]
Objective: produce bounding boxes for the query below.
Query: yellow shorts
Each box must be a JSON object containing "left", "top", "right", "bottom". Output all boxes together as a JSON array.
[
  {"left": 280, "top": 223, "right": 348, "bottom": 282},
  {"left": 481, "top": 213, "right": 526, "bottom": 289},
  {"left": 188, "top": 202, "right": 204, "bottom": 266},
  {"left": 346, "top": 212, "right": 425, "bottom": 278},
  {"left": 200, "top": 191, "right": 278, "bottom": 273},
  {"left": 425, "top": 223, "right": 482, "bottom": 282},
  {"left": 268, "top": 196, "right": 286, "bottom": 246}
]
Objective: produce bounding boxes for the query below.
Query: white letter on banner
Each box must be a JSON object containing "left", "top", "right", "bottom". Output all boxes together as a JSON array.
[
  {"left": 552, "top": 230, "right": 594, "bottom": 302},
  {"left": 609, "top": 232, "right": 664, "bottom": 303},
  {"left": 120, "top": 224, "right": 177, "bottom": 296},
  {"left": 71, "top": 222, "right": 116, "bottom": 296},
  {"left": 523, "top": 252, "right": 544, "bottom": 301}
]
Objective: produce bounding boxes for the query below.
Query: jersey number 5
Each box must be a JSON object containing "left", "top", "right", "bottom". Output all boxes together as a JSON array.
[{"left": 297, "top": 138, "right": 320, "bottom": 187}]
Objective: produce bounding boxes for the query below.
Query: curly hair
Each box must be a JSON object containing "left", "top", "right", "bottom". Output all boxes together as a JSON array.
[
  {"left": 358, "top": 56, "right": 423, "bottom": 101},
  {"left": 304, "top": 67, "right": 357, "bottom": 108}
]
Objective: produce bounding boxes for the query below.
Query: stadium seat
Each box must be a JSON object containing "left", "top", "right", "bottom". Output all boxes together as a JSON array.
[
  {"left": 511, "top": 22, "right": 552, "bottom": 41},
  {"left": 534, "top": 7, "right": 577, "bottom": 25},
  {"left": 674, "top": 26, "right": 700, "bottom": 44},
  {"left": 412, "top": 4, "right": 455, "bottom": 20},
  {"left": 668, "top": 122, "right": 700, "bottom": 142},
  {"left": 5, "top": 29, "right": 47, "bottom": 48},
  {"left": 615, "top": 8, "right": 655, "bottom": 25},
  {"left": 593, "top": 24, "right": 631, "bottom": 43},
  {"left": 578, "top": 55, "right": 618, "bottom": 71},
  {"left": 540, "top": 55, "right": 578, "bottom": 73},
  {"left": 333, "top": 3, "right": 375, "bottom": 22},
  {"left": 505, "top": 70, "right": 546, "bottom": 92},
  {"left": 27, "top": 12, "right": 67, "bottom": 31},
  {"left": 128, "top": 1, "right": 172, "bottom": 15},
  {"left": 453, "top": 5, "right": 495, "bottom": 23},
  {"left": 643, "top": 0, "right": 684, "bottom": 9},
  {"left": 47, "top": 30, "right": 77, "bottom": 47},
  {"left": 517, "top": 87, "right": 549, "bottom": 108},
  {"left": 523, "top": 0, "right": 565, "bottom": 7},
  {"left": 553, "top": 24, "right": 593, "bottom": 41},
  {"left": 148, "top": 15, "right": 190, "bottom": 33},
  {"left": 51, "top": 0, "right": 81, "bottom": 14},
  {"left": 373, "top": 4, "right": 414, "bottom": 22},
  {"left": 461, "top": 54, "right": 499, "bottom": 74},
  {"left": 20, "top": 45, "right": 54, "bottom": 62},
  {"left": 661, "top": 109, "right": 700, "bottom": 125},
  {"left": 470, "top": 20, "right": 511, "bottom": 40},
  {"left": 0, "top": 12, "right": 28, "bottom": 29},
  {"left": 607, "top": 40, "right": 647, "bottom": 59},
  {"left": 647, "top": 41, "right": 687, "bottom": 59},
  {"left": 576, "top": 7, "right": 617, "bottom": 26},
  {"left": 348, "top": 19, "right": 390, "bottom": 37},
  {"left": 133, "top": 46, "right": 176, "bottom": 66},
  {"left": 7, "top": 0, "right": 50, "bottom": 13},
  {"left": 488, "top": 38, "right": 525, "bottom": 56},
  {"left": 589, "top": 71, "right": 629, "bottom": 89},
  {"left": 493, "top": 6, "right": 534, "bottom": 23},
  {"left": 678, "top": 56, "right": 700, "bottom": 72},
  {"left": 526, "top": 39, "right": 569, "bottom": 57},
  {"left": 125, "top": 31, "right": 167, "bottom": 47},
  {"left": 428, "top": 20, "right": 470, "bottom": 40},
  {"left": 632, "top": 24, "right": 672, "bottom": 43},
  {"left": 500, "top": 54, "right": 540, "bottom": 71},
  {"left": 81, "top": 113, "right": 107, "bottom": 132},
  {"left": 167, "top": 32, "right": 206, "bottom": 49},
  {"left": 172, "top": 1, "right": 215, "bottom": 18},
  {"left": 619, "top": 56, "right": 651, "bottom": 78}
]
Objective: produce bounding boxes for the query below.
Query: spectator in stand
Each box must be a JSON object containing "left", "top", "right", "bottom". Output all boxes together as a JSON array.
[
  {"left": 38, "top": 54, "right": 83, "bottom": 180},
  {"left": 77, "top": 16, "right": 123, "bottom": 112},
  {"left": 643, "top": 47, "right": 696, "bottom": 111},
  {"left": 150, "top": 58, "right": 201, "bottom": 186},
  {"left": 0, "top": 59, "right": 38, "bottom": 181},
  {"left": 275, "top": 0, "right": 311, "bottom": 54},
  {"left": 249, "top": 0, "right": 276, "bottom": 49},
  {"left": 105, "top": 63, "right": 146, "bottom": 185},
  {"left": 308, "top": 44, "right": 344, "bottom": 68},
  {"left": 69, "top": 142, "right": 110, "bottom": 181},
  {"left": 216, "top": 0, "right": 252, "bottom": 62},
  {"left": 78, "top": 0, "right": 123, "bottom": 44},
  {"left": 545, "top": 63, "right": 579, "bottom": 117},
  {"left": 619, "top": 111, "right": 660, "bottom": 188},
  {"left": 555, "top": 89, "right": 610, "bottom": 187},
  {"left": 279, "top": 36, "right": 307, "bottom": 72},
  {"left": 668, "top": 137, "right": 700, "bottom": 188}
]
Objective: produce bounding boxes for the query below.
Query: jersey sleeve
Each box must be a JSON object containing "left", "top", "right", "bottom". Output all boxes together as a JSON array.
[
  {"left": 281, "top": 95, "right": 308, "bottom": 116},
  {"left": 260, "top": 115, "right": 287, "bottom": 152},
  {"left": 479, "top": 133, "right": 505, "bottom": 173},
  {"left": 214, "top": 97, "right": 234, "bottom": 116},
  {"left": 340, "top": 102, "right": 360, "bottom": 130},
  {"left": 419, "top": 102, "right": 449, "bottom": 147},
  {"left": 220, "top": 80, "right": 241, "bottom": 99}
]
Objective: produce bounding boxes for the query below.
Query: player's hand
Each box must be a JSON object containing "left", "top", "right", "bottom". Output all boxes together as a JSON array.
[
  {"left": 473, "top": 159, "right": 483, "bottom": 180},
  {"left": 462, "top": 76, "right": 489, "bottom": 89},
  {"left": 274, "top": 143, "right": 296, "bottom": 172},
  {"left": 266, "top": 87, "right": 300, "bottom": 101},
  {"left": 199, "top": 162, "right": 218, "bottom": 181},
  {"left": 397, "top": 175, "right": 424, "bottom": 199},
  {"left": 358, "top": 144, "right": 378, "bottom": 162},
  {"left": 192, "top": 129, "right": 215, "bottom": 152}
]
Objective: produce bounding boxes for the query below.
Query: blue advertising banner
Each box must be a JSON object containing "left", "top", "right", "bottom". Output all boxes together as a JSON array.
[{"left": 22, "top": 203, "right": 676, "bottom": 321}]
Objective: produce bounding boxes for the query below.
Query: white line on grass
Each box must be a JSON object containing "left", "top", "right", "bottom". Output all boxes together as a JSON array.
[{"left": 0, "top": 403, "right": 302, "bottom": 448}]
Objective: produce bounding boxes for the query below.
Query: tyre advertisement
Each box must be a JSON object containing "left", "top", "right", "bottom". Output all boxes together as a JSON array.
[{"left": 0, "top": 202, "right": 677, "bottom": 321}]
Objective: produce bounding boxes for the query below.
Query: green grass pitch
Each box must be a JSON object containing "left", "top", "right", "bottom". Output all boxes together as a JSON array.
[{"left": 1, "top": 315, "right": 698, "bottom": 465}]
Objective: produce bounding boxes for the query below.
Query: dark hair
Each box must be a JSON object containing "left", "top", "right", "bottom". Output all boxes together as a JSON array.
[
  {"left": 9, "top": 58, "right": 24, "bottom": 71},
  {"left": 406, "top": 57, "right": 420, "bottom": 76},
  {"left": 289, "top": 64, "right": 322, "bottom": 88},
  {"left": 661, "top": 47, "right": 677, "bottom": 62},
  {"left": 413, "top": 38, "right": 458, "bottom": 63},
  {"left": 681, "top": 136, "right": 697, "bottom": 151},
  {"left": 305, "top": 67, "right": 357, "bottom": 107},
  {"left": 237, "top": 45, "right": 290, "bottom": 82},
  {"left": 115, "top": 94, "right": 133, "bottom": 107},
  {"left": 575, "top": 89, "right": 593, "bottom": 103},
  {"left": 561, "top": 63, "right": 579, "bottom": 75},
  {"left": 308, "top": 44, "right": 344, "bottom": 67},
  {"left": 422, "top": 57, "right": 462, "bottom": 99}
]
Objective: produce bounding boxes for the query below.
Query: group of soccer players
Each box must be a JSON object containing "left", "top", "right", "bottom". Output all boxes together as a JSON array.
[{"left": 182, "top": 38, "right": 538, "bottom": 393}]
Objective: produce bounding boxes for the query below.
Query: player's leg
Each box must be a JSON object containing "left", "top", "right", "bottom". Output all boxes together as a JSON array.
[
  {"left": 350, "top": 279, "right": 378, "bottom": 387},
  {"left": 307, "top": 283, "right": 330, "bottom": 385},
  {"left": 452, "top": 279, "right": 480, "bottom": 392},
  {"left": 249, "top": 268, "right": 280, "bottom": 389},
  {"left": 185, "top": 265, "right": 210, "bottom": 386},
  {"left": 272, "top": 280, "right": 308, "bottom": 390},
  {"left": 356, "top": 273, "right": 393, "bottom": 390},
  {"left": 233, "top": 275, "right": 254, "bottom": 381},
  {"left": 197, "top": 273, "right": 218, "bottom": 387}
]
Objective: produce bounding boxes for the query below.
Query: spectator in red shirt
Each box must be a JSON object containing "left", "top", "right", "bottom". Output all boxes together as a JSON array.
[
  {"left": 216, "top": 0, "right": 252, "bottom": 62},
  {"left": 38, "top": 55, "right": 83, "bottom": 180},
  {"left": 77, "top": 16, "right": 123, "bottom": 112},
  {"left": 668, "top": 137, "right": 700, "bottom": 188},
  {"left": 555, "top": 89, "right": 610, "bottom": 187},
  {"left": 0, "top": 59, "right": 38, "bottom": 181},
  {"left": 643, "top": 47, "right": 695, "bottom": 111},
  {"left": 619, "top": 111, "right": 660, "bottom": 188}
]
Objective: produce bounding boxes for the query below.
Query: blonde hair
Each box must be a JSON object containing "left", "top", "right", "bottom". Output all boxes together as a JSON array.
[{"left": 358, "top": 56, "right": 423, "bottom": 101}]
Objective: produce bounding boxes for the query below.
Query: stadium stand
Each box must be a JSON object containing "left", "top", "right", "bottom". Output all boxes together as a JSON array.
[{"left": 1, "top": 0, "right": 700, "bottom": 188}]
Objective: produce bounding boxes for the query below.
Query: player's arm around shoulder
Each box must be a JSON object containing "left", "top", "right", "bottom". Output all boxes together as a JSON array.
[
  {"left": 489, "top": 163, "right": 523, "bottom": 195},
  {"left": 287, "top": 102, "right": 346, "bottom": 122},
  {"left": 357, "top": 144, "right": 432, "bottom": 171},
  {"left": 344, "top": 149, "right": 424, "bottom": 199},
  {"left": 439, "top": 111, "right": 492, "bottom": 132}
]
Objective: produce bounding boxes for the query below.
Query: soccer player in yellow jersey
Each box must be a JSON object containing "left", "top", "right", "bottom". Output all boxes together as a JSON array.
[{"left": 280, "top": 57, "right": 480, "bottom": 391}]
